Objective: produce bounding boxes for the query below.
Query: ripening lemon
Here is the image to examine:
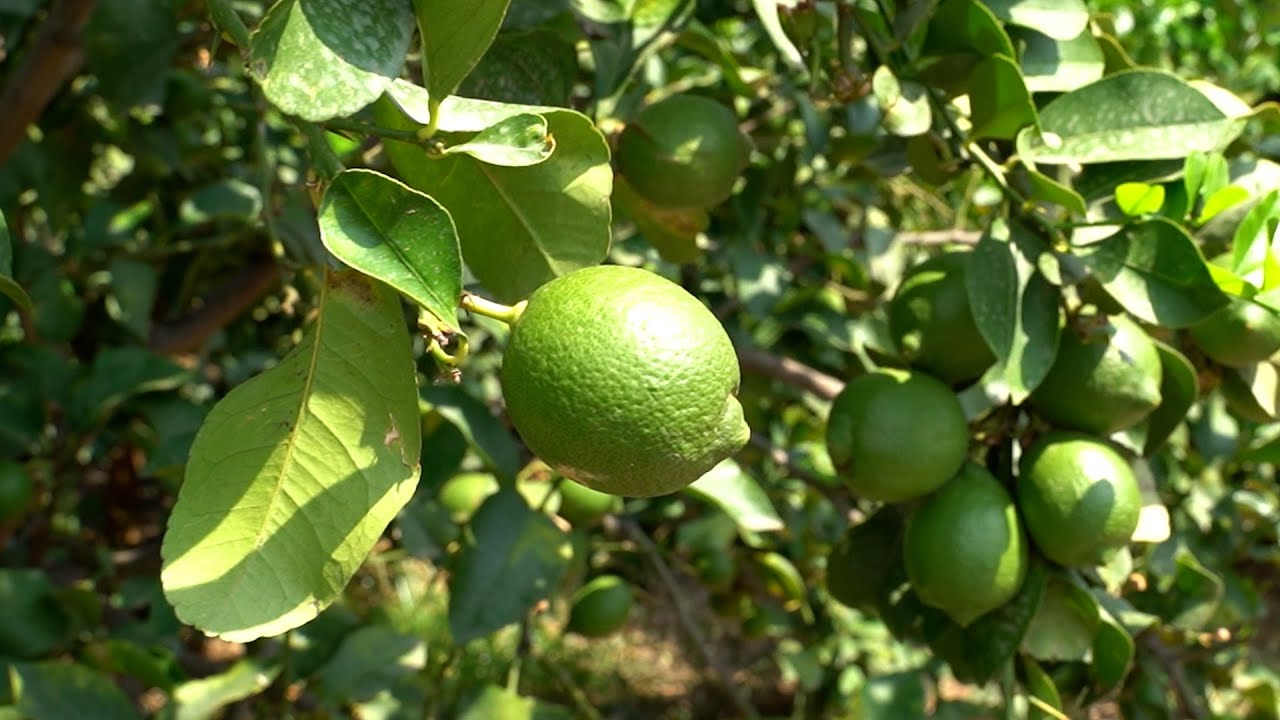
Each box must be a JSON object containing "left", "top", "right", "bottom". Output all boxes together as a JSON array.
[
  {"left": 825, "top": 368, "right": 969, "bottom": 503},
  {"left": 1190, "top": 297, "right": 1280, "bottom": 368},
  {"left": 903, "top": 463, "right": 1028, "bottom": 627},
  {"left": 566, "top": 575, "right": 634, "bottom": 638},
  {"left": 615, "top": 94, "right": 751, "bottom": 209},
  {"left": 1028, "top": 314, "right": 1162, "bottom": 435},
  {"left": 500, "top": 265, "right": 750, "bottom": 498},
  {"left": 1017, "top": 432, "right": 1142, "bottom": 568},
  {"left": 888, "top": 251, "right": 996, "bottom": 386}
]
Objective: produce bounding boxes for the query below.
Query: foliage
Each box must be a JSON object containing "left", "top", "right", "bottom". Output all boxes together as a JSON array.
[{"left": 0, "top": 0, "right": 1278, "bottom": 718}]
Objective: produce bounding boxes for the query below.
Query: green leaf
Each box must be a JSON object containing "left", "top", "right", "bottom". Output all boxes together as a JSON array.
[
  {"left": 1197, "top": 185, "right": 1250, "bottom": 224},
  {"left": 1021, "top": 656, "right": 1064, "bottom": 720},
  {"left": 105, "top": 257, "right": 157, "bottom": 339},
  {"left": 1133, "top": 340, "right": 1198, "bottom": 456},
  {"left": 1018, "top": 71, "right": 1240, "bottom": 164},
  {"left": 0, "top": 570, "right": 73, "bottom": 659},
  {"left": 1115, "top": 182, "right": 1166, "bottom": 216},
  {"left": 1015, "top": 165, "right": 1087, "bottom": 215},
  {"left": 420, "top": 385, "right": 521, "bottom": 481},
  {"left": 1229, "top": 190, "right": 1280, "bottom": 283},
  {"left": 448, "top": 488, "right": 572, "bottom": 643},
  {"left": 1090, "top": 602, "right": 1135, "bottom": 693},
  {"left": 313, "top": 624, "right": 426, "bottom": 703},
  {"left": 858, "top": 672, "right": 927, "bottom": 719},
  {"left": 1011, "top": 26, "right": 1104, "bottom": 93},
  {"left": 414, "top": 0, "right": 511, "bottom": 100},
  {"left": 459, "top": 29, "right": 578, "bottom": 106},
  {"left": 924, "top": 0, "right": 1014, "bottom": 58},
  {"left": 873, "top": 66, "right": 931, "bottom": 137},
  {"left": 612, "top": 174, "right": 706, "bottom": 264},
  {"left": 318, "top": 168, "right": 463, "bottom": 331},
  {"left": 442, "top": 113, "right": 555, "bottom": 167},
  {"left": 1020, "top": 576, "right": 1095, "bottom": 661},
  {"left": 82, "top": 0, "right": 181, "bottom": 110},
  {"left": 378, "top": 85, "right": 612, "bottom": 302},
  {"left": 1073, "top": 160, "right": 1185, "bottom": 203},
  {"left": 981, "top": 0, "right": 1088, "bottom": 40},
  {"left": 171, "top": 660, "right": 279, "bottom": 720},
  {"left": 458, "top": 685, "right": 533, "bottom": 720},
  {"left": 967, "top": 220, "right": 1062, "bottom": 403},
  {"left": 179, "top": 179, "right": 263, "bottom": 225},
  {"left": 968, "top": 54, "right": 1037, "bottom": 141},
  {"left": 0, "top": 210, "right": 32, "bottom": 317},
  {"left": 1073, "top": 219, "right": 1228, "bottom": 328},
  {"left": 750, "top": 0, "right": 804, "bottom": 71},
  {"left": 161, "top": 270, "right": 422, "bottom": 642},
  {"left": 11, "top": 661, "right": 139, "bottom": 720},
  {"left": 684, "top": 459, "right": 783, "bottom": 534},
  {"left": 250, "top": 0, "right": 414, "bottom": 121},
  {"left": 72, "top": 347, "right": 190, "bottom": 429}
]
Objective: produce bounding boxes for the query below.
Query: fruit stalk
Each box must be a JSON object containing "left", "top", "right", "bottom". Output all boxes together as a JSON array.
[{"left": 461, "top": 292, "right": 527, "bottom": 325}]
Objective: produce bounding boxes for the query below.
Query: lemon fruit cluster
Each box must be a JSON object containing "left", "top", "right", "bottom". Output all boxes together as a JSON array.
[
  {"left": 824, "top": 254, "right": 1152, "bottom": 628},
  {"left": 501, "top": 265, "right": 750, "bottom": 498}
]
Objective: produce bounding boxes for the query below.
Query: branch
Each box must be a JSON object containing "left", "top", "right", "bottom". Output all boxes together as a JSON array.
[
  {"left": 149, "top": 258, "right": 281, "bottom": 356},
  {"left": 735, "top": 344, "right": 844, "bottom": 401},
  {"left": 895, "top": 229, "right": 983, "bottom": 245},
  {"left": 0, "top": 0, "right": 100, "bottom": 166},
  {"left": 612, "top": 517, "right": 760, "bottom": 720},
  {"left": 748, "top": 432, "right": 847, "bottom": 510},
  {"left": 1140, "top": 633, "right": 1208, "bottom": 720}
]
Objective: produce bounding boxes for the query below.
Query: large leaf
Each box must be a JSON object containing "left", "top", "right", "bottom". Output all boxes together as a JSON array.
[
  {"left": 968, "top": 54, "right": 1037, "bottom": 140},
  {"left": 967, "top": 220, "right": 1062, "bottom": 403},
  {"left": 981, "top": 0, "right": 1088, "bottom": 40},
  {"left": 10, "top": 661, "right": 139, "bottom": 720},
  {"left": 318, "top": 168, "right": 463, "bottom": 331},
  {"left": 1074, "top": 219, "right": 1228, "bottom": 328},
  {"left": 161, "top": 270, "right": 422, "bottom": 642},
  {"left": 1018, "top": 71, "right": 1240, "bottom": 164},
  {"left": 684, "top": 459, "right": 783, "bottom": 534},
  {"left": 378, "top": 84, "right": 611, "bottom": 302},
  {"left": 459, "top": 29, "right": 579, "bottom": 106},
  {"left": 448, "top": 488, "right": 573, "bottom": 643},
  {"left": 413, "top": 0, "right": 511, "bottom": 100},
  {"left": 1011, "top": 26, "right": 1104, "bottom": 93},
  {"left": 249, "top": 0, "right": 414, "bottom": 121}
]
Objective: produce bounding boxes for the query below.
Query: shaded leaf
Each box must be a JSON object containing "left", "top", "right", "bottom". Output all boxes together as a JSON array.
[
  {"left": 1074, "top": 219, "right": 1228, "bottom": 328},
  {"left": 313, "top": 625, "right": 426, "bottom": 703},
  {"left": 1021, "top": 577, "right": 1095, "bottom": 661},
  {"left": 105, "top": 257, "right": 157, "bottom": 339},
  {"left": 924, "top": 0, "right": 1014, "bottom": 58},
  {"left": 0, "top": 570, "right": 73, "bottom": 659},
  {"left": 250, "top": 0, "right": 414, "bottom": 121},
  {"left": 1011, "top": 26, "right": 1104, "bottom": 93},
  {"left": 414, "top": 0, "right": 510, "bottom": 100},
  {"left": 161, "top": 271, "right": 422, "bottom": 641},
  {"left": 969, "top": 54, "right": 1037, "bottom": 140},
  {"left": 420, "top": 385, "right": 521, "bottom": 481},
  {"left": 612, "top": 174, "right": 706, "bottom": 264},
  {"left": 11, "top": 661, "right": 139, "bottom": 720},
  {"left": 685, "top": 459, "right": 783, "bottom": 534},
  {"left": 72, "top": 347, "right": 189, "bottom": 429},
  {"left": 318, "top": 168, "right": 463, "bottom": 331},
  {"left": 448, "top": 489, "right": 572, "bottom": 643},
  {"left": 1021, "top": 656, "right": 1064, "bottom": 720},
  {"left": 459, "top": 685, "right": 533, "bottom": 720},
  {"left": 458, "top": 29, "right": 578, "bottom": 106},
  {"left": 1091, "top": 603, "right": 1135, "bottom": 693},
  {"left": 0, "top": 210, "right": 32, "bottom": 317},
  {"left": 1128, "top": 340, "right": 1198, "bottom": 456}
]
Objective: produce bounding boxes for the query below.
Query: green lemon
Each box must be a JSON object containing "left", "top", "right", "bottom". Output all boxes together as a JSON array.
[
  {"left": 1190, "top": 297, "right": 1280, "bottom": 368},
  {"left": 0, "top": 461, "right": 33, "bottom": 523},
  {"left": 436, "top": 472, "right": 499, "bottom": 523},
  {"left": 887, "top": 252, "right": 996, "bottom": 386},
  {"left": 615, "top": 94, "right": 750, "bottom": 209},
  {"left": 1028, "top": 314, "right": 1162, "bottom": 435},
  {"left": 903, "top": 463, "right": 1028, "bottom": 627},
  {"left": 692, "top": 547, "right": 737, "bottom": 591},
  {"left": 1017, "top": 431, "right": 1142, "bottom": 568},
  {"left": 825, "top": 368, "right": 969, "bottom": 503},
  {"left": 566, "top": 575, "right": 634, "bottom": 638},
  {"left": 501, "top": 265, "right": 750, "bottom": 498},
  {"left": 557, "top": 478, "right": 622, "bottom": 528}
]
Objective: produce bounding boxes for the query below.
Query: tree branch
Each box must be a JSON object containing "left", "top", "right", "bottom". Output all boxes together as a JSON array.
[
  {"left": 149, "top": 258, "right": 281, "bottom": 356},
  {"left": 0, "top": 0, "right": 100, "bottom": 166},
  {"left": 895, "top": 229, "right": 983, "bottom": 245},
  {"left": 735, "top": 344, "right": 844, "bottom": 401}
]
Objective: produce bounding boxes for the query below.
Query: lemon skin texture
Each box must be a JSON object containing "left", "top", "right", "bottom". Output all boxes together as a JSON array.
[
  {"left": 566, "top": 575, "right": 634, "bottom": 638},
  {"left": 1028, "top": 315, "right": 1162, "bottom": 435},
  {"left": 825, "top": 368, "right": 968, "bottom": 503},
  {"left": 615, "top": 94, "right": 750, "bottom": 210},
  {"left": 888, "top": 252, "right": 996, "bottom": 386},
  {"left": 1017, "top": 432, "right": 1142, "bottom": 568},
  {"left": 904, "top": 463, "right": 1028, "bottom": 627},
  {"left": 1190, "top": 298, "right": 1280, "bottom": 368},
  {"left": 500, "top": 265, "right": 750, "bottom": 498}
]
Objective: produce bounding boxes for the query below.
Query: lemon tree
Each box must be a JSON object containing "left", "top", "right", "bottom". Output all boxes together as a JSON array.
[{"left": 3, "top": 0, "right": 1279, "bottom": 717}]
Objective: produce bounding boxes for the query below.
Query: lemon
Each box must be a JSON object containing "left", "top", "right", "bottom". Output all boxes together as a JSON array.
[
  {"left": 692, "top": 547, "right": 736, "bottom": 591},
  {"left": 1190, "top": 297, "right": 1280, "bottom": 368},
  {"left": 501, "top": 265, "right": 749, "bottom": 498},
  {"left": 566, "top": 575, "right": 634, "bottom": 638},
  {"left": 903, "top": 463, "right": 1028, "bottom": 627},
  {"left": 1028, "top": 314, "right": 1162, "bottom": 435},
  {"left": 557, "top": 478, "right": 622, "bottom": 527},
  {"left": 1017, "top": 431, "right": 1142, "bottom": 568},
  {"left": 615, "top": 94, "right": 750, "bottom": 209},
  {"left": 0, "top": 461, "right": 33, "bottom": 524},
  {"left": 436, "top": 472, "right": 499, "bottom": 523},
  {"left": 825, "top": 507, "right": 903, "bottom": 611},
  {"left": 825, "top": 368, "right": 969, "bottom": 503},
  {"left": 888, "top": 252, "right": 996, "bottom": 386}
]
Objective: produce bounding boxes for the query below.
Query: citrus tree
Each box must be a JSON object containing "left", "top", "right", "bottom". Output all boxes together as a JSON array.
[{"left": 1, "top": 0, "right": 1279, "bottom": 718}]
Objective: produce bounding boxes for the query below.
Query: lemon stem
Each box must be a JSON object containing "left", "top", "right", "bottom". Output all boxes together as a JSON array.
[{"left": 461, "top": 292, "right": 527, "bottom": 325}]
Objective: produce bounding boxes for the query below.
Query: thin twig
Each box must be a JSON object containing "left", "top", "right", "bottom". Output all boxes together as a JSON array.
[
  {"left": 614, "top": 518, "right": 760, "bottom": 720},
  {"left": 540, "top": 656, "right": 605, "bottom": 720},
  {"left": 748, "top": 432, "right": 846, "bottom": 510},
  {"left": 1140, "top": 633, "right": 1208, "bottom": 719},
  {"left": 735, "top": 345, "right": 844, "bottom": 401}
]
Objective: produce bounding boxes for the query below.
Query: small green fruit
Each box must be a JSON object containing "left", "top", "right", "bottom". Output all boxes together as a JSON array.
[
  {"left": 1190, "top": 297, "right": 1280, "bottom": 368},
  {"left": 557, "top": 479, "right": 621, "bottom": 528},
  {"left": 888, "top": 252, "right": 996, "bottom": 386},
  {"left": 436, "top": 472, "right": 499, "bottom": 523},
  {"left": 566, "top": 575, "right": 634, "bottom": 638}
]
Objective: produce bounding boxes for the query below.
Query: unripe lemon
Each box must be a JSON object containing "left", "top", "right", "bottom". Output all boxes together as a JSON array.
[
  {"left": 615, "top": 94, "right": 750, "bottom": 209},
  {"left": 1017, "top": 432, "right": 1141, "bottom": 568},
  {"left": 557, "top": 478, "right": 622, "bottom": 528},
  {"left": 1028, "top": 315, "right": 1161, "bottom": 435},
  {"left": 903, "top": 463, "right": 1028, "bottom": 627},
  {"left": 1190, "top": 297, "right": 1280, "bottom": 368},
  {"left": 566, "top": 575, "right": 633, "bottom": 638},
  {"left": 436, "top": 472, "right": 499, "bottom": 523},
  {"left": 825, "top": 368, "right": 968, "bottom": 503},
  {"left": 0, "top": 461, "right": 35, "bottom": 524},
  {"left": 501, "top": 265, "right": 749, "bottom": 498},
  {"left": 888, "top": 252, "right": 996, "bottom": 386}
]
